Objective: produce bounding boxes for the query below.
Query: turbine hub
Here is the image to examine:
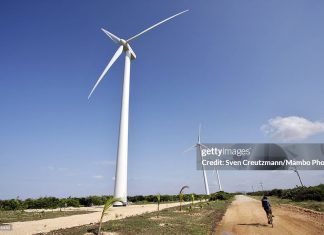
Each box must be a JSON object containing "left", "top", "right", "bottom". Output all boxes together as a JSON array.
[{"left": 120, "top": 39, "right": 127, "bottom": 46}]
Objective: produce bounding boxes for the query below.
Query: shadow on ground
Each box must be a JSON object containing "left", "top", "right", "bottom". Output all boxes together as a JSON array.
[{"left": 237, "top": 223, "right": 268, "bottom": 227}]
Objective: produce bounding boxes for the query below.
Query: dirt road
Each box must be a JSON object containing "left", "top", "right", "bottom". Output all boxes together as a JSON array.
[
  {"left": 215, "top": 195, "right": 324, "bottom": 235},
  {"left": 1, "top": 201, "right": 193, "bottom": 235}
]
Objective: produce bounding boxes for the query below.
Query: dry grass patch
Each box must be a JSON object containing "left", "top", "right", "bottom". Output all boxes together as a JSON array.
[{"left": 46, "top": 200, "right": 232, "bottom": 235}]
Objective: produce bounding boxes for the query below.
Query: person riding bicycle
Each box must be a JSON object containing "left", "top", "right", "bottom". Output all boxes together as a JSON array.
[{"left": 261, "top": 196, "right": 272, "bottom": 224}]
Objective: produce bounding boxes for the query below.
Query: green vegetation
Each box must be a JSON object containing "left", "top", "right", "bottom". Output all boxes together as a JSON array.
[
  {"left": 247, "top": 184, "right": 324, "bottom": 202},
  {"left": 127, "top": 194, "right": 208, "bottom": 204},
  {"left": 248, "top": 184, "right": 324, "bottom": 212},
  {"left": 156, "top": 194, "right": 161, "bottom": 217},
  {"left": 209, "top": 191, "right": 234, "bottom": 201},
  {"left": 46, "top": 199, "right": 232, "bottom": 235},
  {"left": 98, "top": 197, "right": 122, "bottom": 235},
  {"left": 0, "top": 210, "right": 92, "bottom": 223},
  {"left": 288, "top": 200, "right": 324, "bottom": 212},
  {"left": 179, "top": 186, "right": 189, "bottom": 211},
  {"left": 0, "top": 197, "right": 83, "bottom": 211},
  {"left": 250, "top": 195, "right": 324, "bottom": 212},
  {"left": 190, "top": 194, "right": 194, "bottom": 208},
  {"left": 0, "top": 194, "right": 209, "bottom": 211}
]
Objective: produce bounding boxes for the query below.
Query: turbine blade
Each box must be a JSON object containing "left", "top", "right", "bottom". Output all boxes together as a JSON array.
[
  {"left": 200, "top": 144, "right": 209, "bottom": 149},
  {"left": 101, "top": 28, "right": 120, "bottom": 44},
  {"left": 88, "top": 45, "right": 124, "bottom": 99},
  {"left": 184, "top": 144, "right": 197, "bottom": 153},
  {"left": 127, "top": 44, "right": 137, "bottom": 60},
  {"left": 126, "top": 9, "right": 189, "bottom": 42}
]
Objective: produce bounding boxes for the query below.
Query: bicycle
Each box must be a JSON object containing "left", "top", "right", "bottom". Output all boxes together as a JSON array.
[{"left": 267, "top": 211, "right": 274, "bottom": 228}]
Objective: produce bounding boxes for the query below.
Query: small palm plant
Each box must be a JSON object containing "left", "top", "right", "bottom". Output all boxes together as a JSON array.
[
  {"left": 156, "top": 194, "right": 161, "bottom": 218},
  {"left": 98, "top": 197, "right": 122, "bottom": 235},
  {"left": 199, "top": 198, "right": 203, "bottom": 209},
  {"left": 179, "top": 185, "right": 189, "bottom": 211},
  {"left": 190, "top": 194, "right": 194, "bottom": 207}
]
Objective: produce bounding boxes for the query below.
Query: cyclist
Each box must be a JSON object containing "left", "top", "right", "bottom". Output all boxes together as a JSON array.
[{"left": 261, "top": 196, "right": 272, "bottom": 224}]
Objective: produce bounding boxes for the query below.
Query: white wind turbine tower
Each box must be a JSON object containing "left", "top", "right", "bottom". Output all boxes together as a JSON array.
[
  {"left": 88, "top": 10, "right": 188, "bottom": 206},
  {"left": 185, "top": 125, "right": 210, "bottom": 195}
]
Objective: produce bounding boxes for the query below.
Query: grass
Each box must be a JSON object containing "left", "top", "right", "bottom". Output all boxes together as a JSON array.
[
  {"left": 250, "top": 196, "right": 324, "bottom": 212},
  {"left": 0, "top": 210, "right": 93, "bottom": 223},
  {"left": 45, "top": 200, "right": 232, "bottom": 235}
]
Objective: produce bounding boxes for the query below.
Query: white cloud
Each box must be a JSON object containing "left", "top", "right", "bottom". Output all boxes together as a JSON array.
[
  {"left": 261, "top": 116, "right": 324, "bottom": 141},
  {"left": 92, "top": 175, "right": 104, "bottom": 179}
]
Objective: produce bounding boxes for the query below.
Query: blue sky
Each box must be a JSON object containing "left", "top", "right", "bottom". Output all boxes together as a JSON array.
[{"left": 1, "top": 0, "right": 324, "bottom": 199}]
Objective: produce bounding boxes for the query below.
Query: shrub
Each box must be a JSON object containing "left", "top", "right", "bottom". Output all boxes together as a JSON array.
[
  {"left": 209, "top": 191, "right": 233, "bottom": 201},
  {"left": 248, "top": 184, "right": 324, "bottom": 202},
  {"left": 282, "top": 185, "right": 324, "bottom": 201},
  {"left": 0, "top": 199, "right": 21, "bottom": 210}
]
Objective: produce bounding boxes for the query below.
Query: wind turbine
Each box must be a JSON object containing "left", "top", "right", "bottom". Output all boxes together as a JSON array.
[
  {"left": 88, "top": 10, "right": 189, "bottom": 206},
  {"left": 185, "top": 125, "right": 210, "bottom": 195},
  {"left": 284, "top": 149, "right": 305, "bottom": 187},
  {"left": 212, "top": 166, "right": 222, "bottom": 191},
  {"left": 293, "top": 166, "right": 304, "bottom": 187}
]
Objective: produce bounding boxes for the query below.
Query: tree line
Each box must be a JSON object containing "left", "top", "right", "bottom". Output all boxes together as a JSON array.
[
  {"left": 247, "top": 184, "right": 324, "bottom": 201},
  {"left": 0, "top": 194, "right": 210, "bottom": 211}
]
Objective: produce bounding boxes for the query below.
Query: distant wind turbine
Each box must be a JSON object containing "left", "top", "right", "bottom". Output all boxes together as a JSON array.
[
  {"left": 88, "top": 10, "right": 189, "bottom": 206},
  {"left": 293, "top": 166, "right": 304, "bottom": 187},
  {"left": 185, "top": 125, "right": 210, "bottom": 195},
  {"left": 285, "top": 149, "right": 305, "bottom": 187}
]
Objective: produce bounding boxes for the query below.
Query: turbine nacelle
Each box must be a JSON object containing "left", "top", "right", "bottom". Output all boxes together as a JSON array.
[
  {"left": 119, "top": 39, "right": 127, "bottom": 45},
  {"left": 119, "top": 40, "right": 136, "bottom": 60}
]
